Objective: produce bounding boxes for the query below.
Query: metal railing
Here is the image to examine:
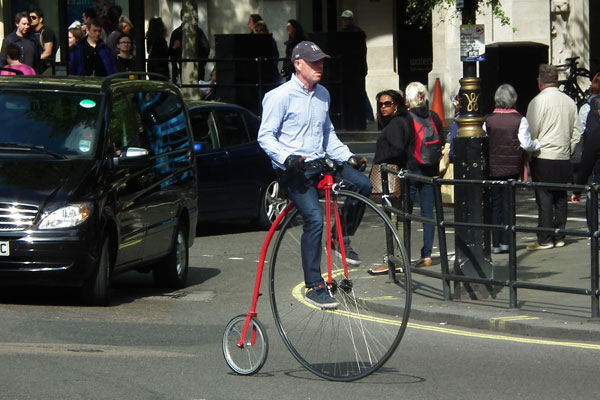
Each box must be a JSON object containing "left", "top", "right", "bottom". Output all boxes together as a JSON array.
[{"left": 377, "top": 164, "right": 600, "bottom": 319}]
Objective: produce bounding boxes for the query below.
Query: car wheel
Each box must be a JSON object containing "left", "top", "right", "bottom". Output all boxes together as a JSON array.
[
  {"left": 257, "top": 179, "right": 288, "bottom": 230},
  {"left": 153, "top": 221, "right": 189, "bottom": 289},
  {"left": 81, "top": 236, "right": 111, "bottom": 306}
]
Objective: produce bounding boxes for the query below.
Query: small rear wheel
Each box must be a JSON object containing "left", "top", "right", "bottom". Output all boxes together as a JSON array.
[
  {"left": 153, "top": 221, "right": 189, "bottom": 289},
  {"left": 222, "top": 314, "right": 269, "bottom": 375},
  {"left": 81, "top": 236, "right": 111, "bottom": 306}
]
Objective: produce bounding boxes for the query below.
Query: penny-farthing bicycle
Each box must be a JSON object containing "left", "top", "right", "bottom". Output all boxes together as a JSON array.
[{"left": 222, "top": 159, "right": 411, "bottom": 382}]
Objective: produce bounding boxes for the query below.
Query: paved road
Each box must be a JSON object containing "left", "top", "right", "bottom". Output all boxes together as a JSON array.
[{"left": 0, "top": 220, "right": 598, "bottom": 399}]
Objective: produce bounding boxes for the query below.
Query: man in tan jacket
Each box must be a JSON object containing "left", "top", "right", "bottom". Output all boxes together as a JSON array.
[{"left": 526, "top": 64, "right": 582, "bottom": 250}]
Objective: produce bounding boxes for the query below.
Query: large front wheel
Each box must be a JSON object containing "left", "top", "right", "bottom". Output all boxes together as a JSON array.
[{"left": 269, "top": 190, "right": 411, "bottom": 381}]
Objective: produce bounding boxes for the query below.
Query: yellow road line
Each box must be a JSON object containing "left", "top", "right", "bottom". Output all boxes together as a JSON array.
[{"left": 288, "top": 279, "right": 600, "bottom": 351}]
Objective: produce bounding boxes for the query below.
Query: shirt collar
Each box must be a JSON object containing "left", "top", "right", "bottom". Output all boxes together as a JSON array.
[{"left": 291, "top": 73, "right": 316, "bottom": 95}]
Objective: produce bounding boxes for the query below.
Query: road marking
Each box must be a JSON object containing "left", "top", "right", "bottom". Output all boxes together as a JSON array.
[
  {"left": 289, "top": 277, "right": 600, "bottom": 351},
  {"left": 228, "top": 257, "right": 244, "bottom": 260},
  {"left": 408, "top": 321, "right": 600, "bottom": 350}
]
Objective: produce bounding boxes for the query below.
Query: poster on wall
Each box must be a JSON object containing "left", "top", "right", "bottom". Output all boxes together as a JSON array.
[{"left": 460, "top": 24, "right": 485, "bottom": 62}]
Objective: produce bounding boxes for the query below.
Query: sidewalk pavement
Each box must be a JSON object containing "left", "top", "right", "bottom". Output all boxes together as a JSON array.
[
  {"left": 388, "top": 186, "right": 600, "bottom": 343},
  {"left": 339, "top": 133, "right": 600, "bottom": 342}
]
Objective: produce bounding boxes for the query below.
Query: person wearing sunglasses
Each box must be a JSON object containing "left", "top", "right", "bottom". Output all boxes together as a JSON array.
[
  {"left": 28, "top": 7, "right": 57, "bottom": 74},
  {"left": 367, "top": 90, "right": 409, "bottom": 275}
]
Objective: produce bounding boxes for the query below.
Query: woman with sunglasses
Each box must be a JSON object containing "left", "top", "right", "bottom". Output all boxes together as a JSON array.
[{"left": 368, "top": 89, "right": 409, "bottom": 275}]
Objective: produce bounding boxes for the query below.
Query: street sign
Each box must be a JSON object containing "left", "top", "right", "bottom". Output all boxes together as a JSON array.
[{"left": 460, "top": 24, "right": 485, "bottom": 62}]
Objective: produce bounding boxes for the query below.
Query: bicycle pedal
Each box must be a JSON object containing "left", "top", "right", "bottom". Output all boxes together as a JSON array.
[{"left": 340, "top": 279, "right": 353, "bottom": 292}]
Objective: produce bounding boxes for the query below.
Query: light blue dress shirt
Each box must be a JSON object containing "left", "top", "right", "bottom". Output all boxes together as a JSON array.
[{"left": 258, "top": 74, "right": 353, "bottom": 170}]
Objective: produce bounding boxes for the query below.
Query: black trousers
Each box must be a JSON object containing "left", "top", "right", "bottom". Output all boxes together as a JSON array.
[
  {"left": 530, "top": 158, "right": 572, "bottom": 244},
  {"left": 490, "top": 173, "right": 520, "bottom": 247}
]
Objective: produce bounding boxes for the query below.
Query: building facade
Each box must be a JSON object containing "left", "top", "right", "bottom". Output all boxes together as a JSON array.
[{"left": 0, "top": 0, "right": 595, "bottom": 123}]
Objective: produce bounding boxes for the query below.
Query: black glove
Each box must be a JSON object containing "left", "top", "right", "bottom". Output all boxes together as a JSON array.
[
  {"left": 347, "top": 155, "right": 367, "bottom": 172},
  {"left": 284, "top": 155, "right": 306, "bottom": 173}
]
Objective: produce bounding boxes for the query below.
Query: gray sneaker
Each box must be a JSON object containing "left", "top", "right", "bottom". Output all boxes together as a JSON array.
[
  {"left": 305, "top": 285, "right": 339, "bottom": 309},
  {"left": 333, "top": 241, "right": 361, "bottom": 265}
]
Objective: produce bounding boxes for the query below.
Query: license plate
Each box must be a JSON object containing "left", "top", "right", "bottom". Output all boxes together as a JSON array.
[{"left": 0, "top": 241, "right": 9, "bottom": 256}]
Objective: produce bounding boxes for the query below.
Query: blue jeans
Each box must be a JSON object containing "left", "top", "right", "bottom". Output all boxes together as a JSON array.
[
  {"left": 279, "top": 163, "right": 371, "bottom": 288},
  {"left": 408, "top": 171, "right": 434, "bottom": 259}
]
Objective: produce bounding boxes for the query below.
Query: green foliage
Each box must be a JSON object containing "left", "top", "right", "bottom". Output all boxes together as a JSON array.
[{"left": 405, "top": 0, "right": 511, "bottom": 27}]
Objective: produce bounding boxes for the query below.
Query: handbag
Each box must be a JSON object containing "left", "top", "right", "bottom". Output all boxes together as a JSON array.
[{"left": 369, "top": 163, "right": 401, "bottom": 199}]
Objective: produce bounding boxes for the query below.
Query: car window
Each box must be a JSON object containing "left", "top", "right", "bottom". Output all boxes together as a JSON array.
[
  {"left": 0, "top": 90, "right": 101, "bottom": 159},
  {"left": 213, "top": 108, "right": 250, "bottom": 148},
  {"left": 242, "top": 109, "right": 260, "bottom": 141},
  {"left": 190, "top": 110, "right": 218, "bottom": 151}
]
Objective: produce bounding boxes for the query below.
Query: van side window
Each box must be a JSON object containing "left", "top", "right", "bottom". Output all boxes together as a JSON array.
[
  {"left": 108, "top": 94, "right": 144, "bottom": 153},
  {"left": 213, "top": 109, "right": 250, "bottom": 148},
  {"left": 135, "top": 91, "right": 190, "bottom": 156}
]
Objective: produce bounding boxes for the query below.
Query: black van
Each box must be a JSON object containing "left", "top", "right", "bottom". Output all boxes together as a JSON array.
[{"left": 0, "top": 72, "right": 198, "bottom": 305}]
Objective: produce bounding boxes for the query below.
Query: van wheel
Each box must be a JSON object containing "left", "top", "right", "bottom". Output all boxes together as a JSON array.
[
  {"left": 153, "top": 222, "right": 189, "bottom": 289},
  {"left": 81, "top": 237, "right": 111, "bottom": 306},
  {"left": 256, "top": 179, "right": 287, "bottom": 230}
]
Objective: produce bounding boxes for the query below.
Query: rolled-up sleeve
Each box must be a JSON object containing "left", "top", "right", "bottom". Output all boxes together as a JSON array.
[{"left": 517, "top": 117, "right": 541, "bottom": 152}]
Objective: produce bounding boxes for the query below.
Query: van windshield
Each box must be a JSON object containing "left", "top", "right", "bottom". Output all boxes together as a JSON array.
[{"left": 0, "top": 90, "right": 102, "bottom": 159}]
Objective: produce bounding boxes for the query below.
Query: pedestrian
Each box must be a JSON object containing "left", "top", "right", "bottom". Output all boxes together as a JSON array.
[
  {"left": 146, "top": 17, "right": 170, "bottom": 80},
  {"left": 106, "top": 15, "right": 134, "bottom": 54},
  {"left": 281, "top": 19, "right": 306, "bottom": 81},
  {"left": 81, "top": 8, "right": 106, "bottom": 41},
  {"left": 28, "top": 7, "right": 57, "bottom": 74},
  {"left": 578, "top": 73, "right": 600, "bottom": 132},
  {"left": 405, "top": 81, "right": 445, "bottom": 267},
  {"left": 257, "top": 41, "right": 370, "bottom": 309},
  {"left": 104, "top": 4, "right": 122, "bottom": 36},
  {"left": 526, "top": 64, "right": 582, "bottom": 250},
  {"left": 168, "top": 9, "right": 210, "bottom": 83},
  {"left": 252, "top": 20, "right": 280, "bottom": 85},
  {"left": 1, "top": 43, "right": 36, "bottom": 76},
  {"left": 367, "top": 89, "right": 410, "bottom": 275},
  {"left": 247, "top": 14, "right": 262, "bottom": 33},
  {"left": 68, "top": 27, "right": 84, "bottom": 50},
  {"left": 0, "top": 12, "right": 41, "bottom": 74},
  {"left": 339, "top": 9, "right": 373, "bottom": 124},
  {"left": 572, "top": 96, "right": 600, "bottom": 226},
  {"left": 484, "top": 84, "right": 540, "bottom": 254},
  {"left": 114, "top": 33, "right": 135, "bottom": 73},
  {"left": 69, "top": 18, "right": 117, "bottom": 76}
]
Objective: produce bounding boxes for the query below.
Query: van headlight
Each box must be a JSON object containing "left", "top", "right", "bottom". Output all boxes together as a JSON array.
[{"left": 38, "top": 203, "right": 92, "bottom": 229}]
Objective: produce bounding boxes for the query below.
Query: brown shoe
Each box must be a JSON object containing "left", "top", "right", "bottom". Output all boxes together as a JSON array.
[
  {"left": 367, "top": 265, "right": 404, "bottom": 275},
  {"left": 526, "top": 242, "right": 554, "bottom": 250},
  {"left": 415, "top": 257, "right": 432, "bottom": 268}
]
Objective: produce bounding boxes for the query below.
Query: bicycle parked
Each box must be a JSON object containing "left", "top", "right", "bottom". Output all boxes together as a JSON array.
[
  {"left": 222, "top": 159, "right": 412, "bottom": 381},
  {"left": 557, "top": 56, "right": 591, "bottom": 109}
]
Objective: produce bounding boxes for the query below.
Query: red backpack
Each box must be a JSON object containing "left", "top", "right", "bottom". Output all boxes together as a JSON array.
[{"left": 410, "top": 111, "right": 442, "bottom": 166}]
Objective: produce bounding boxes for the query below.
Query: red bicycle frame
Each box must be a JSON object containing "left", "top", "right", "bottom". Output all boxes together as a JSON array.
[{"left": 236, "top": 173, "right": 349, "bottom": 348}]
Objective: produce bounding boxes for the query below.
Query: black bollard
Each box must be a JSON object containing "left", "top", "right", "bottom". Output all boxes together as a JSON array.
[{"left": 453, "top": 76, "right": 493, "bottom": 300}]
